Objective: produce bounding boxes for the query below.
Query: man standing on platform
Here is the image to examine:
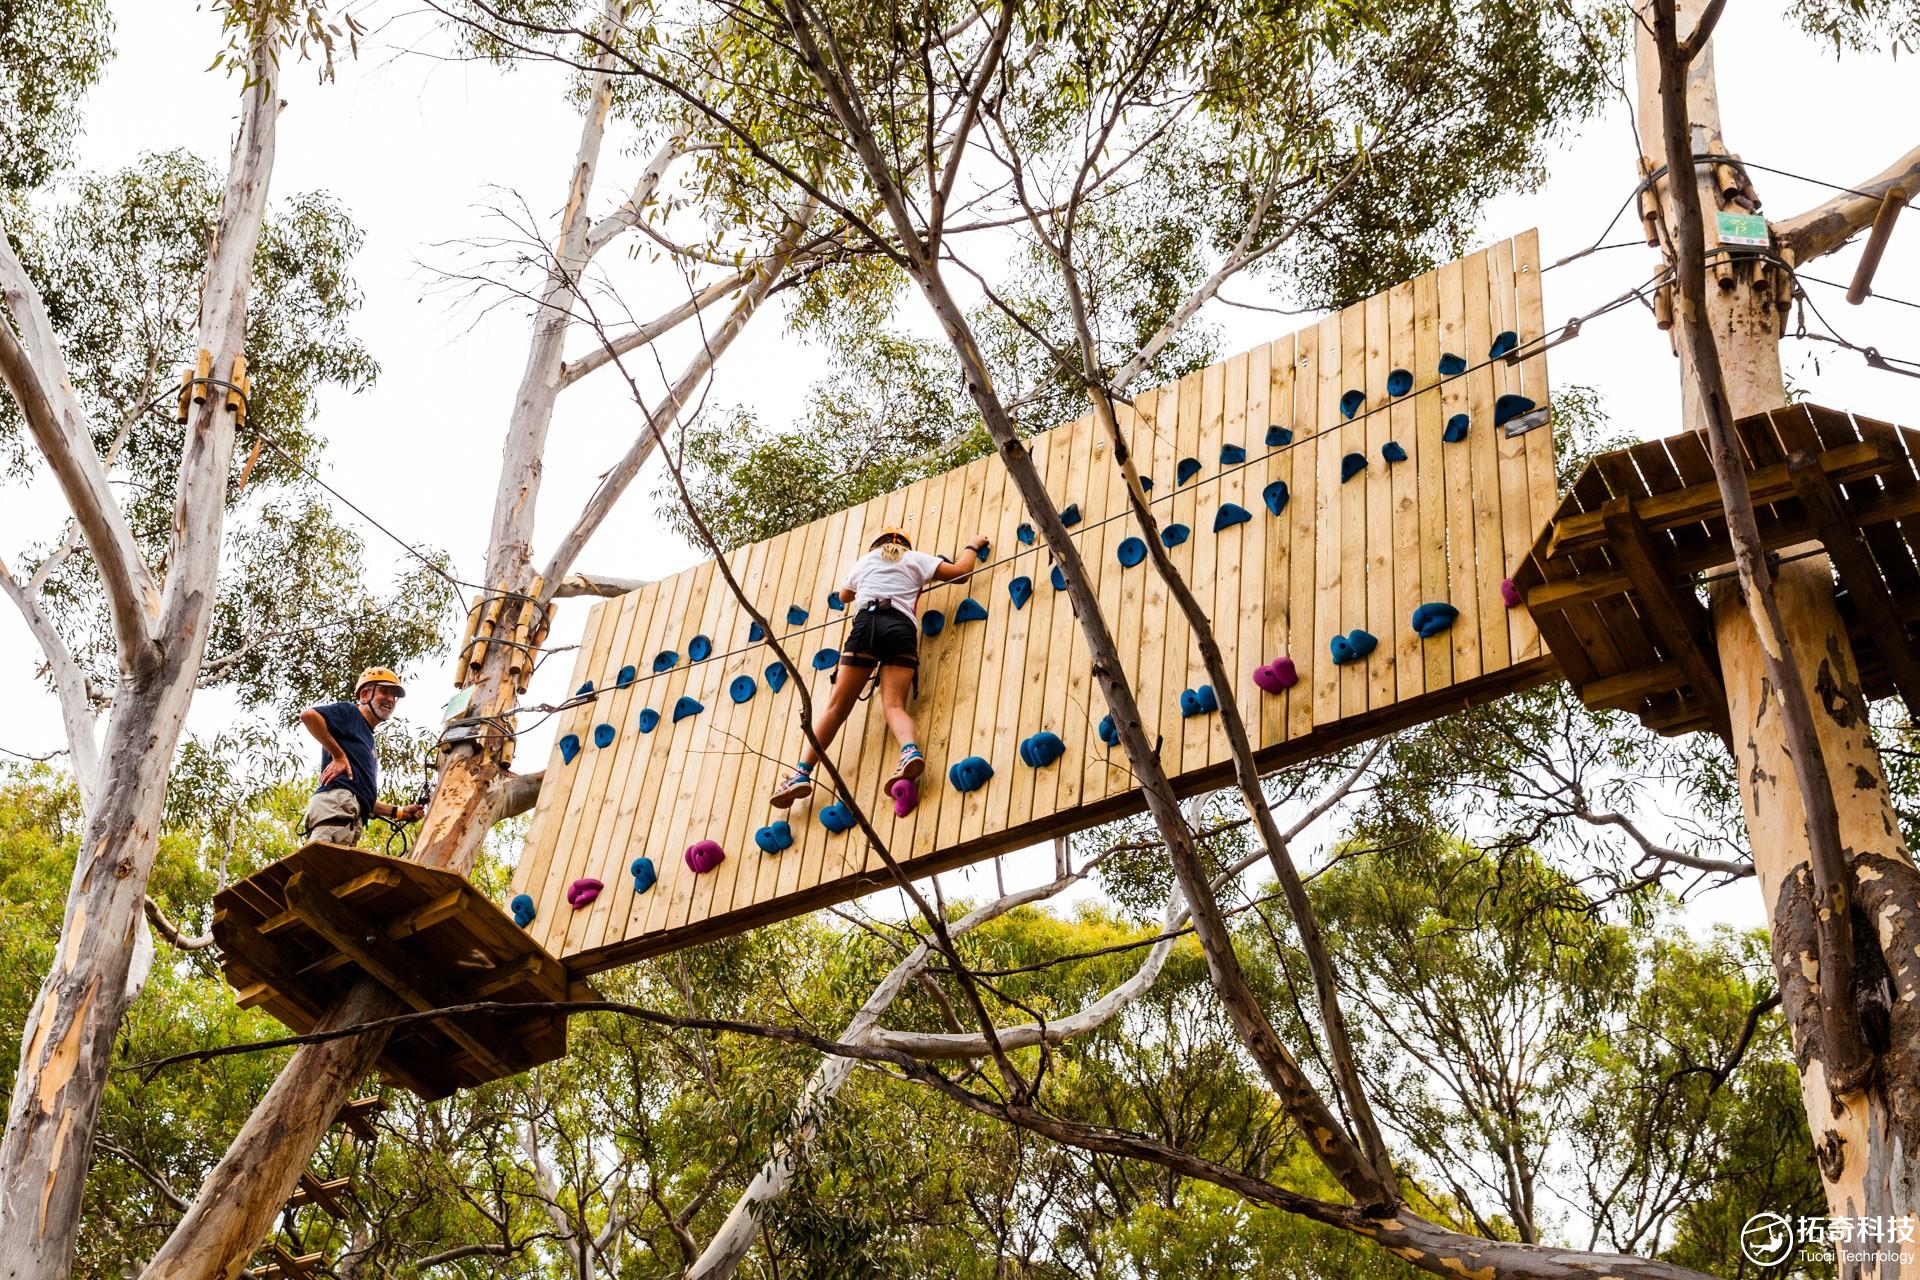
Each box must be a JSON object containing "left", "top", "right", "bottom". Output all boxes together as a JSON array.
[{"left": 298, "top": 666, "right": 426, "bottom": 846}]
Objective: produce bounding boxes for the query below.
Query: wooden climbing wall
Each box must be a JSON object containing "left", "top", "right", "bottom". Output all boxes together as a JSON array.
[{"left": 513, "top": 232, "right": 1558, "bottom": 973}]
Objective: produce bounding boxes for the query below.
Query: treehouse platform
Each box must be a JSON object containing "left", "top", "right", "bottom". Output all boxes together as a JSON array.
[
  {"left": 1513, "top": 403, "right": 1920, "bottom": 738},
  {"left": 213, "top": 843, "right": 573, "bottom": 1099}
]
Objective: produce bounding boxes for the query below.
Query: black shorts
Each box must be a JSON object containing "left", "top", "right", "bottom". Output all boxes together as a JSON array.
[{"left": 842, "top": 603, "right": 919, "bottom": 670}]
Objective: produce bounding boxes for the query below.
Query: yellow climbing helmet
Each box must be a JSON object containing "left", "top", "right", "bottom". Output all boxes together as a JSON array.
[
  {"left": 870, "top": 524, "right": 912, "bottom": 550},
  {"left": 355, "top": 666, "right": 407, "bottom": 698}
]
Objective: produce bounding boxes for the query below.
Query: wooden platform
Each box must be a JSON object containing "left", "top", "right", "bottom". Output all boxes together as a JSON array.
[
  {"left": 214, "top": 844, "right": 571, "bottom": 1099},
  {"left": 1514, "top": 403, "right": 1920, "bottom": 737}
]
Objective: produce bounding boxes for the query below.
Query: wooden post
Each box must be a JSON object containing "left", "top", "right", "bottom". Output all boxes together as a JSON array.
[{"left": 1638, "top": 0, "right": 1920, "bottom": 1255}]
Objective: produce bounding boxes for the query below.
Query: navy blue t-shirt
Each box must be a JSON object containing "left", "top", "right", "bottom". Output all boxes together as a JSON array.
[{"left": 312, "top": 700, "right": 379, "bottom": 818}]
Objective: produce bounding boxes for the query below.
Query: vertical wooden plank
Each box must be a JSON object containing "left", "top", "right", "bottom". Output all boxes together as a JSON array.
[
  {"left": 1238, "top": 342, "right": 1274, "bottom": 750},
  {"left": 958, "top": 453, "right": 1017, "bottom": 849},
  {"left": 1288, "top": 331, "right": 1320, "bottom": 745},
  {"left": 1363, "top": 287, "right": 1397, "bottom": 711},
  {"left": 1462, "top": 247, "right": 1512, "bottom": 674},
  {"left": 1487, "top": 239, "right": 1538, "bottom": 667},
  {"left": 1257, "top": 334, "right": 1297, "bottom": 750},
  {"left": 1031, "top": 412, "right": 1099, "bottom": 824},
  {"left": 1001, "top": 422, "right": 1070, "bottom": 841},
  {"left": 1182, "top": 359, "right": 1227, "bottom": 772},
  {"left": 1131, "top": 383, "right": 1180, "bottom": 785},
  {"left": 1092, "top": 392, "right": 1157, "bottom": 804},
  {"left": 1211, "top": 350, "right": 1253, "bottom": 769},
  {"left": 1512, "top": 229, "right": 1555, "bottom": 662},
  {"left": 718, "top": 527, "right": 797, "bottom": 920},
  {"left": 1338, "top": 301, "right": 1371, "bottom": 719},
  {"left": 1387, "top": 278, "right": 1425, "bottom": 696},
  {"left": 1413, "top": 263, "right": 1454, "bottom": 693},
  {"left": 904, "top": 461, "right": 974, "bottom": 862},
  {"left": 931, "top": 457, "right": 995, "bottom": 858},
  {"left": 1159, "top": 369, "right": 1206, "bottom": 780},
  {"left": 1437, "top": 253, "right": 1483, "bottom": 683}
]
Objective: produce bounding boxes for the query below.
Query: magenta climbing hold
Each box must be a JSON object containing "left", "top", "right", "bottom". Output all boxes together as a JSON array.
[
  {"left": 1252, "top": 657, "right": 1298, "bottom": 693},
  {"left": 1341, "top": 453, "right": 1368, "bottom": 482},
  {"left": 1443, "top": 414, "right": 1470, "bottom": 443},
  {"left": 1501, "top": 578, "right": 1523, "bottom": 608},
  {"left": 1266, "top": 424, "right": 1293, "bottom": 447},
  {"left": 1176, "top": 457, "right": 1202, "bottom": 485},
  {"left": 888, "top": 776, "right": 918, "bottom": 817},
  {"left": 684, "top": 839, "right": 726, "bottom": 873},
  {"left": 567, "top": 878, "right": 603, "bottom": 909}
]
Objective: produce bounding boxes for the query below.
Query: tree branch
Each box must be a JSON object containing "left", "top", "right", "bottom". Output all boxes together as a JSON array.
[
  {"left": 144, "top": 897, "right": 215, "bottom": 952},
  {"left": 1772, "top": 144, "right": 1920, "bottom": 265}
]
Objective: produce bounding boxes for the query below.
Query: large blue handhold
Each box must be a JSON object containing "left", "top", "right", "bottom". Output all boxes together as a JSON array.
[
  {"left": 1019, "top": 731, "right": 1066, "bottom": 768},
  {"left": 1116, "top": 537, "right": 1147, "bottom": 568},
  {"left": 652, "top": 651, "right": 678, "bottom": 674},
  {"left": 754, "top": 821, "right": 795, "bottom": 854},
  {"left": 827, "top": 593, "right": 845, "bottom": 612},
  {"left": 1220, "top": 443, "right": 1246, "bottom": 465},
  {"left": 1387, "top": 368, "right": 1414, "bottom": 396},
  {"left": 1213, "top": 503, "right": 1251, "bottom": 532},
  {"left": 786, "top": 605, "right": 809, "bottom": 627},
  {"left": 1098, "top": 714, "right": 1119, "bottom": 747},
  {"left": 749, "top": 620, "right": 766, "bottom": 642},
  {"left": 819, "top": 802, "right": 856, "bottom": 834},
  {"left": 811, "top": 648, "right": 839, "bottom": 670},
  {"left": 638, "top": 708, "right": 660, "bottom": 733},
  {"left": 1494, "top": 394, "right": 1538, "bottom": 427},
  {"left": 615, "top": 665, "right": 636, "bottom": 689},
  {"left": 559, "top": 734, "right": 581, "bottom": 764},
  {"left": 1329, "top": 629, "right": 1379, "bottom": 665},
  {"left": 1411, "top": 601, "right": 1461, "bottom": 638},
  {"left": 577, "top": 680, "right": 596, "bottom": 696},
  {"left": 630, "top": 856, "right": 657, "bottom": 894},
  {"left": 1443, "top": 414, "right": 1470, "bottom": 443},
  {"left": 1138, "top": 475, "right": 1154, "bottom": 492},
  {"left": 1266, "top": 424, "right": 1293, "bottom": 447},
  {"left": 1180, "top": 685, "right": 1219, "bottom": 718},
  {"left": 764, "top": 662, "right": 789, "bottom": 692},
  {"left": 953, "top": 597, "right": 989, "bottom": 624},
  {"left": 1438, "top": 352, "right": 1467, "bottom": 376},
  {"left": 1263, "top": 480, "right": 1290, "bottom": 516},
  {"left": 1341, "top": 453, "right": 1368, "bottom": 483},
  {"left": 593, "top": 722, "right": 616, "bottom": 748},
  {"left": 688, "top": 634, "right": 713, "bottom": 662},
  {"left": 1009, "top": 576, "right": 1033, "bottom": 609},
  {"left": 1060, "top": 504, "right": 1081, "bottom": 527},
  {"left": 1050, "top": 565, "right": 1068, "bottom": 592},
  {"left": 1177, "top": 457, "right": 1202, "bottom": 486},
  {"left": 948, "top": 755, "right": 995, "bottom": 792},
  {"left": 922, "top": 610, "right": 946, "bottom": 637},
  {"left": 1340, "top": 388, "right": 1366, "bottom": 420},
  {"left": 1017, "top": 522, "right": 1035, "bottom": 544},
  {"left": 510, "top": 894, "right": 536, "bottom": 927},
  {"left": 672, "top": 696, "right": 704, "bottom": 723},
  {"left": 1382, "top": 441, "right": 1408, "bottom": 464},
  {"left": 729, "top": 675, "right": 757, "bottom": 703},
  {"left": 1161, "top": 523, "right": 1190, "bottom": 548},
  {"left": 1488, "top": 330, "right": 1518, "bottom": 360}
]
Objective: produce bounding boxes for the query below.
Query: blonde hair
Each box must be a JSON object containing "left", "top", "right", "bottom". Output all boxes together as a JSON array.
[{"left": 876, "top": 541, "right": 906, "bottom": 563}]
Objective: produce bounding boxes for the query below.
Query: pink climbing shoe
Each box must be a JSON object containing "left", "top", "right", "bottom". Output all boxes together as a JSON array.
[
  {"left": 769, "top": 769, "right": 813, "bottom": 809},
  {"left": 891, "top": 744, "right": 926, "bottom": 784}
]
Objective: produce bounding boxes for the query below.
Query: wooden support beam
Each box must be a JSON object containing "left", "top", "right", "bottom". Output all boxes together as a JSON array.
[
  {"left": 282, "top": 871, "right": 521, "bottom": 1082},
  {"left": 333, "top": 1096, "right": 383, "bottom": 1143},
  {"left": 1545, "top": 437, "right": 1898, "bottom": 559},
  {"left": 256, "top": 1246, "right": 323, "bottom": 1280},
  {"left": 1599, "top": 498, "right": 1733, "bottom": 742},
  {"left": 385, "top": 889, "right": 468, "bottom": 941},
  {"left": 1846, "top": 185, "right": 1907, "bottom": 304},
  {"left": 215, "top": 913, "right": 327, "bottom": 1028},
  {"left": 1787, "top": 449, "right": 1920, "bottom": 719},
  {"left": 286, "top": 1174, "right": 351, "bottom": 1219},
  {"left": 1578, "top": 662, "right": 1689, "bottom": 711},
  {"left": 468, "top": 951, "right": 548, "bottom": 999}
]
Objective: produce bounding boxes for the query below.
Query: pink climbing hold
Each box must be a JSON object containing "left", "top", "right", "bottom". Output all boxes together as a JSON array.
[
  {"left": 685, "top": 839, "right": 727, "bottom": 873},
  {"left": 1501, "top": 577, "right": 1523, "bottom": 609},
  {"left": 888, "top": 776, "right": 919, "bottom": 818},
  {"left": 1252, "top": 657, "right": 1299, "bottom": 693},
  {"left": 566, "top": 877, "right": 603, "bottom": 909}
]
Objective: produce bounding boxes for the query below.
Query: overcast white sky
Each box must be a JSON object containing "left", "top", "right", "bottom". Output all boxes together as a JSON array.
[{"left": 4, "top": 2, "right": 1915, "bottom": 920}]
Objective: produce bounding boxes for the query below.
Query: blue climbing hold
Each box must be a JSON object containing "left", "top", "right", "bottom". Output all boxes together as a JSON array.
[
  {"left": 1098, "top": 714, "right": 1119, "bottom": 747},
  {"left": 1443, "top": 414, "right": 1470, "bottom": 443},
  {"left": 1489, "top": 330, "right": 1518, "bottom": 360},
  {"left": 749, "top": 620, "right": 766, "bottom": 642},
  {"left": 1330, "top": 629, "right": 1379, "bottom": 665},
  {"left": 1009, "top": 576, "right": 1033, "bottom": 609},
  {"left": 1177, "top": 457, "right": 1202, "bottom": 486},
  {"left": 577, "top": 680, "right": 596, "bottom": 696},
  {"left": 1341, "top": 453, "right": 1368, "bottom": 483},
  {"left": 948, "top": 755, "right": 995, "bottom": 793},
  {"left": 1494, "top": 394, "right": 1538, "bottom": 427},
  {"left": 1117, "top": 537, "right": 1148, "bottom": 568},
  {"left": 1262, "top": 480, "right": 1290, "bottom": 517},
  {"left": 1411, "top": 601, "right": 1460, "bottom": 639},
  {"left": 688, "top": 634, "right": 712, "bottom": 662},
  {"left": 638, "top": 708, "right": 660, "bottom": 734},
  {"left": 1180, "top": 685, "right": 1219, "bottom": 718},
  {"left": 729, "top": 675, "right": 756, "bottom": 704},
  {"left": 754, "top": 821, "right": 794, "bottom": 854},
  {"left": 630, "top": 856, "right": 657, "bottom": 894},
  {"left": 1061, "top": 504, "right": 1081, "bottom": 527},
  {"left": 827, "top": 593, "right": 845, "bottom": 612},
  {"left": 1221, "top": 443, "right": 1246, "bottom": 465},
  {"left": 652, "top": 652, "right": 677, "bottom": 674},
  {"left": 559, "top": 734, "right": 581, "bottom": 764},
  {"left": 975, "top": 539, "right": 990, "bottom": 561},
  {"left": 1019, "top": 731, "right": 1066, "bottom": 768},
  {"left": 1017, "top": 522, "right": 1035, "bottom": 544},
  {"left": 1139, "top": 475, "right": 1154, "bottom": 492},
  {"left": 1387, "top": 368, "right": 1414, "bottom": 397},
  {"left": 954, "top": 597, "right": 989, "bottom": 624},
  {"left": 615, "top": 665, "right": 636, "bottom": 689},
  {"left": 1161, "top": 523, "right": 1190, "bottom": 548},
  {"left": 922, "top": 610, "right": 946, "bottom": 637},
  {"left": 1213, "top": 503, "right": 1252, "bottom": 532},
  {"left": 510, "top": 894, "right": 536, "bottom": 927},
  {"left": 764, "top": 662, "right": 789, "bottom": 693},
  {"left": 672, "top": 696, "right": 704, "bottom": 723},
  {"left": 1266, "top": 424, "right": 1293, "bottom": 447},
  {"left": 819, "top": 802, "right": 856, "bottom": 834},
  {"left": 1340, "top": 389, "right": 1366, "bottom": 420},
  {"left": 811, "top": 648, "right": 839, "bottom": 670},
  {"left": 1382, "top": 441, "right": 1408, "bottom": 464},
  {"left": 1051, "top": 565, "right": 1068, "bottom": 591},
  {"left": 593, "top": 722, "right": 616, "bottom": 748},
  {"left": 786, "top": 605, "right": 809, "bottom": 627},
  {"left": 1438, "top": 352, "right": 1467, "bottom": 376}
]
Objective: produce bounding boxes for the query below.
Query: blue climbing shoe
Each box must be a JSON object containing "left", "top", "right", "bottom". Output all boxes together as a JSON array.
[
  {"left": 892, "top": 744, "right": 926, "bottom": 784},
  {"left": 770, "top": 769, "right": 814, "bottom": 809}
]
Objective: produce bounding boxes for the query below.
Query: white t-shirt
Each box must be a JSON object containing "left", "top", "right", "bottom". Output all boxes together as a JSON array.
[{"left": 842, "top": 549, "right": 944, "bottom": 619}]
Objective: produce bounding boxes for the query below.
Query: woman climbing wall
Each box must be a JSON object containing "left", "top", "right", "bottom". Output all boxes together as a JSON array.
[{"left": 768, "top": 523, "right": 987, "bottom": 808}]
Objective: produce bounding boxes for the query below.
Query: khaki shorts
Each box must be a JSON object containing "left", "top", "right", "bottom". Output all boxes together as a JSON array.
[{"left": 302, "top": 788, "right": 364, "bottom": 846}]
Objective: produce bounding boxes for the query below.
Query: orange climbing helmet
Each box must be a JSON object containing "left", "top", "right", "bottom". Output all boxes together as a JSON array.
[
  {"left": 870, "top": 524, "right": 912, "bottom": 550},
  {"left": 355, "top": 666, "right": 407, "bottom": 698}
]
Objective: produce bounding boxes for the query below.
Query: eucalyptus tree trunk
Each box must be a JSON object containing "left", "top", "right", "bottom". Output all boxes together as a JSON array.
[{"left": 1637, "top": 0, "right": 1920, "bottom": 1259}]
